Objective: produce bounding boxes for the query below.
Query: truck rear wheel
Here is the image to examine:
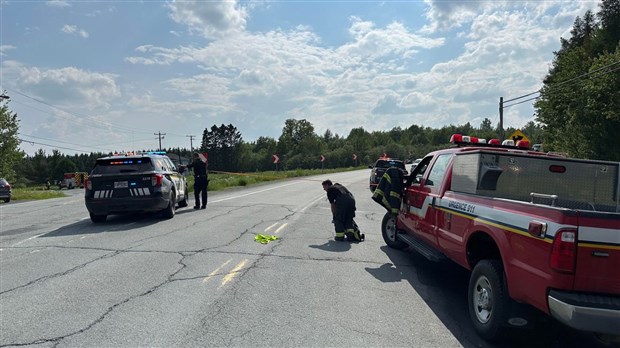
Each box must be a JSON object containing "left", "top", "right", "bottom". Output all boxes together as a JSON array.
[
  {"left": 468, "top": 259, "right": 509, "bottom": 341},
  {"left": 381, "top": 212, "right": 407, "bottom": 249}
]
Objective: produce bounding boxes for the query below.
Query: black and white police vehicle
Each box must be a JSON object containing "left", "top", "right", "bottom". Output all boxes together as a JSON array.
[{"left": 85, "top": 152, "right": 189, "bottom": 223}]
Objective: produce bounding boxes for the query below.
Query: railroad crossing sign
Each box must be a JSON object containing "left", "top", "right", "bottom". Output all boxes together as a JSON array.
[
  {"left": 510, "top": 129, "right": 530, "bottom": 144},
  {"left": 272, "top": 154, "right": 280, "bottom": 164}
]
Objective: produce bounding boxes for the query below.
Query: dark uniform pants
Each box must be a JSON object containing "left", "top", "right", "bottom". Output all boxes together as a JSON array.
[
  {"left": 194, "top": 176, "right": 208, "bottom": 207},
  {"left": 334, "top": 195, "right": 359, "bottom": 240}
]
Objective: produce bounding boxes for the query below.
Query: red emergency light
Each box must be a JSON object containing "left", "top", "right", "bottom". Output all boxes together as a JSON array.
[{"left": 451, "top": 134, "right": 528, "bottom": 149}]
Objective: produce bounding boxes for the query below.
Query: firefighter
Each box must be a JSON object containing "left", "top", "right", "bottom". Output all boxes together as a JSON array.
[
  {"left": 322, "top": 179, "right": 362, "bottom": 242},
  {"left": 185, "top": 153, "right": 208, "bottom": 209}
]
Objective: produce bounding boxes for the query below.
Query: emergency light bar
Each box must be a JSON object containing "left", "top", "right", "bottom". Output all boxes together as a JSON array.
[{"left": 450, "top": 134, "right": 530, "bottom": 150}]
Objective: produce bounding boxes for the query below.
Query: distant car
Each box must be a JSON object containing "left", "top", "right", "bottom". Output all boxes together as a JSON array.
[
  {"left": 369, "top": 158, "right": 407, "bottom": 191},
  {"left": 84, "top": 152, "right": 189, "bottom": 223},
  {"left": 0, "top": 178, "right": 12, "bottom": 203},
  {"left": 410, "top": 158, "right": 422, "bottom": 172}
]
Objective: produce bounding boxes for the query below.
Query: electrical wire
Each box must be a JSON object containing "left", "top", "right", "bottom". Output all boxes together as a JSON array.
[
  {"left": 502, "top": 60, "right": 620, "bottom": 108},
  {"left": 18, "top": 138, "right": 94, "bottom": 154},
  {"left": 6, "top": 88, "right": 190, "bottom": 138}
]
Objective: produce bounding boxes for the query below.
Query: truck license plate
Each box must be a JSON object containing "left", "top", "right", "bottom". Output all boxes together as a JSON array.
[{"left": 114, "top": 181, "right": 128, "bottom": 188}]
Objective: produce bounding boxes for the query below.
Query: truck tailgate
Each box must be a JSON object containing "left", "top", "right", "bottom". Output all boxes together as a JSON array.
[{"left": 574, "top": 212, "right": 620, "bottom": 294}]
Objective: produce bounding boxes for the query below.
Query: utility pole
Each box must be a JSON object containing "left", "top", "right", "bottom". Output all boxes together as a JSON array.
[
  {"left": 498, "top": 97, "right": 504, "bottom": 140},
  {"left": 186, "top": 135, "right": 195, "bottom": 152},
  {"left": 154, "top": 132, "right": 166, "bottom": 151}
]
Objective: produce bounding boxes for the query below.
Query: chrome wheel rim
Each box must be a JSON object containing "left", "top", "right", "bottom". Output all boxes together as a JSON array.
[
  {"left": 473, "top": 275, "right": 493, "bottom": 324},
  {"left": 386, "top": 216, "right": 397, "bottom": 241}
]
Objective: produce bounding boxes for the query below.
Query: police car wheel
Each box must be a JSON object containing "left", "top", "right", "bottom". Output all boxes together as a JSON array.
[
  {"left": 381, "top": 212, "right": 407, "bottom": 249},
  {"left": 468, "top": 259, "right": 509, "bottom": 341},
  {"left": 161, "top": 192, "right": 176, "bottom": 219},
  {"left": 89, "top": 212, "right": 107, "bottom": 223},
  {"left": 178, "top": 189, "right": 188, "bottom": 208}
]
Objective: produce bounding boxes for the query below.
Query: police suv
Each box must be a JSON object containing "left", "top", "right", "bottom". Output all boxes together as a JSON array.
[{"left": 84, "top": 152, "right": 189, "bottom": 223}]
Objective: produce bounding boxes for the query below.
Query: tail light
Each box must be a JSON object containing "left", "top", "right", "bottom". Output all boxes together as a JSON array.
[
  {"left": 550, "top": 229, "right": 577, "bottom": 273},
  {"left": 151, "top": 174, "right": 164, "bottom": 187},
  {"left": 85, "top": 179, "right": 91, "bottom": 190}
]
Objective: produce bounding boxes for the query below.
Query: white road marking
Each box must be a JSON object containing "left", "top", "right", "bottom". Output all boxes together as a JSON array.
[{"left": 275, "top": 223, "right": 288, "bottom": 234}]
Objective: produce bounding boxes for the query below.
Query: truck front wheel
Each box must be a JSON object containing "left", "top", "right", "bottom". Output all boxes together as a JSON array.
[
  {"left": 381, "top": 212, "right": 407, "bottom": 249},
  {"left": 468, "top": 259, "right": 509, "bottom": 341}
]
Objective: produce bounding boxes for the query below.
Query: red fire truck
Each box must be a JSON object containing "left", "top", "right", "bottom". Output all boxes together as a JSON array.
[
  {"left": 59, "top": 172, "right": 89, "bottom": 189},
  {"left": 375, "top": 134, "right": 619, "bottom": 342}
]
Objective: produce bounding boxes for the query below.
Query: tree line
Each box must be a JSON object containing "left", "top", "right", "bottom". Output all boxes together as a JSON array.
[{"left": 0, "top": 0, "right": 618, "bottom": 186}]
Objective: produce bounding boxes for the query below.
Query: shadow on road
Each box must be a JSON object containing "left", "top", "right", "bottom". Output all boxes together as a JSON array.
[
  {"left": 365, "top": 246, "right": 614, "bottom": 348},
  {"left": 40, "top": 212, "right": 161, "bottom": 238},
  {"left": 308, "top": 240, "right": 352, "bottom": 252}
]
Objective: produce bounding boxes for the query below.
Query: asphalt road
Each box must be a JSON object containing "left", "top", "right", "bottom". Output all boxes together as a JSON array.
[{"left": 0, "top": 170, "right": 613, "bottom": 347}]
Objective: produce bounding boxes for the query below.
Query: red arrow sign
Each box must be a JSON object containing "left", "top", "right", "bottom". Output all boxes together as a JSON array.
[
  {"left": 272, "top": 154, "right": 280, "bottom": 164},
  {"left": 352, "top": 153, "right": 357, "bottom": 160},
  {"left": 320, "top": 155, "right": 325, "bottom": 162}
]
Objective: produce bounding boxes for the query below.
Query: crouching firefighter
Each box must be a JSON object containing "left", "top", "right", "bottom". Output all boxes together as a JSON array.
[{"left": 322, "top": 180, "right": 364, "bottom": 242}]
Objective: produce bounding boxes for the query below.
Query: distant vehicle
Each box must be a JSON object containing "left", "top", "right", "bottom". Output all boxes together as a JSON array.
[
  {"left": 0, "top": 178, "right": 12, "bottom": 203},
  {"left": 59, "top": 172, "right": 89, "bottom": 189},
  {"left": 410, "top": 158, "right": 422, "bottom": 172},
  {"left": 84, "top": 152, "right": 189, "bottom": 223},
  {"left": 533, "top": 143, "right": 543, "bottom": 152},
  {"left": 369, "top": 158, "right": 407, "bottom": 191}
]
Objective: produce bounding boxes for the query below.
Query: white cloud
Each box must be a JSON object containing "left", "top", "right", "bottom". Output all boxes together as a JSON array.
[
  {"left": 8, "top": 65, "right": 120, "bottom": 109},
  {"left": 339, "top": 17, "right": 444, "bottom": 64},
  {"left": 46, "top": 0, "right": 70, "bottom": 8},
  {"left": 167, "top": 0, "right": 248, "bottom": 39},
  {"left": 0, "top": 45, "right": 16, "bottom": 57},
  {"left": 61, "top": 24, "right": 89, "bottom": 38}
]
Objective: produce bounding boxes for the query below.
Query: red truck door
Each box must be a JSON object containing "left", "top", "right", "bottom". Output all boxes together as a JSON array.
[{"left": 401, "top": 154, "right": 453, "bottom": 247}]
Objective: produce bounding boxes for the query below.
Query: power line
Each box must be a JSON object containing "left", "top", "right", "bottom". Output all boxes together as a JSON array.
[
  {"left": 503, "top": 96, "right": 540, "bottom": 109},
  {"left": 18, "top": 133, "right": 158, "bottom": 152},
  {"left": 502, "top": 59, "right": 620, "bottom": 107},
  {"left": 7, "top": 88, "right": 155, "bottom": 136},
  {"left": 18, "top": 138, "right": 94, "bottom": 154},
  {"left": 6, "top": 88, "right": 192, "bottom": 139}
]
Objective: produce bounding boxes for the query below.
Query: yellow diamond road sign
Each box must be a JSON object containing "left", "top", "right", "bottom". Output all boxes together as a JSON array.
[{"left": 510, "top": 129, "right": 530, "bottom": 143}]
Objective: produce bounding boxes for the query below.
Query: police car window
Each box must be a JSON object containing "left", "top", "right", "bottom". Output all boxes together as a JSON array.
[
  {"left": 91, "top": 158, "right": 153, "bottom": 174},
  {"left": 162, "top": 158, "right": 174, "bottom": 171},
  {"left": 155, "top": 158, "right": 167, "bottom": 171},
  {"left": 165, "top": 158, "right": 176, "bottom": 171},
  {"left": 425, "top": 154, "right": 452, "bottom": 187}
]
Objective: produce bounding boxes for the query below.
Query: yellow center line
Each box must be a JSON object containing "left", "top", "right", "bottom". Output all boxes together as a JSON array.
[
  {"left": 220, "top": 259, "right": 248, "bottom": 288},
  {"left": 202, "top": 259, "right": 232, "bottom": 284},
  {"left": 265, "top": 222, "right": 279, "bottom": 232},
  {"left": 275, "top": 223, "right": 288, "bottom": 234}
]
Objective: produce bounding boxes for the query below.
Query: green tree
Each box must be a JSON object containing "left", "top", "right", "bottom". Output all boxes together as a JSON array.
[
  {"left": 0, "top": 104, "right": 23, "bottom": 181},
  {"left": 203, "top": 124, "right": 244, "bottom": 171},
  {"left": 535, "top": 2, "right": 619, "bottom": 160},
  {"left": 597, "top": 0, "right": 620, "bottom": 53}
]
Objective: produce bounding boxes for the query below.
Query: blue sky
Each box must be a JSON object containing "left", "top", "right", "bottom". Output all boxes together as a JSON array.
[{"left": 1, "top": 0, "right": 599, "bottom": 155}]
